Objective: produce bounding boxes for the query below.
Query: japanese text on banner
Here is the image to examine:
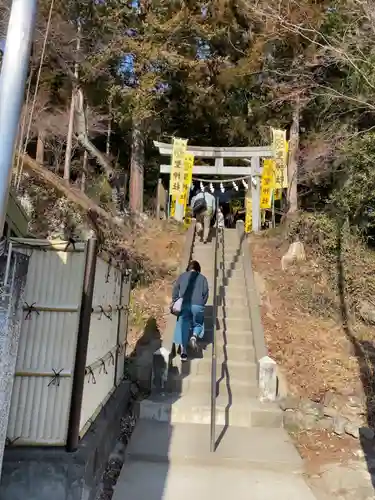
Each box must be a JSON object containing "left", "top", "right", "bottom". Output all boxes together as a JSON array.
[
  {"left": 170, "top": 196, "right": 176, "bottom": 218},
  {"left": 169, "top": 138, "right": 188, "bottom": 197},
  {"left": 245, "top": 195, "right": 253, "bottom": 233},
  {"left": 274, "top": 189, "right": 282, "bottom": 201},
  {"left": 260, "top": 159, "right": 275, "bottom": 209},
  {"left": 271, "top": 128, "right": 288, "bottom": 189},
  {"left": 184, "top": 207, "right": 192, "bottom": 229},
  {"left": 179, "top": 153, "right": 194, "bottom": 207}
]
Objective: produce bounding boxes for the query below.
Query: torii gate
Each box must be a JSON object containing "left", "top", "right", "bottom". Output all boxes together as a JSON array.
[{"left": 154, "top": 141, "right": 273, "bottom": 232}]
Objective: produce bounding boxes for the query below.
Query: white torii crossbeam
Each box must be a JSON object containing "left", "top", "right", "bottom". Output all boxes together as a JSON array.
[{"left": 154, "top": 141, "right": 273, "bottom": 159}]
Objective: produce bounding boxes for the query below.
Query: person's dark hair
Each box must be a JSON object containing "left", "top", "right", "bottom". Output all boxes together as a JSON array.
[{"left": 187, "top": 260, "right": 201, "bottom": 273}]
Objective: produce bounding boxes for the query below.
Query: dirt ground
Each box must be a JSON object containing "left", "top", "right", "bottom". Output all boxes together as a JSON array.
[
  {"left": 250, "top": 232, "right": 372, "bottom": 400},
  {"left": 250, "top": 231, "right": 375, "bottom": 472},
  {"left": 126, "top": 220, "right": 186, "bottom": 352}
]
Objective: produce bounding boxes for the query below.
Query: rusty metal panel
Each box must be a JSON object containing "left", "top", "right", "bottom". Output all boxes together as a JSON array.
[{"left": 6, "top": 240, "right": 85, "bottom": 445}]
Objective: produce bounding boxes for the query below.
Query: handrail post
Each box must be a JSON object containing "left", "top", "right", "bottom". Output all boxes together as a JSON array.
[{"left": 210, "top": 195, "right": 219, "bottom": 452}]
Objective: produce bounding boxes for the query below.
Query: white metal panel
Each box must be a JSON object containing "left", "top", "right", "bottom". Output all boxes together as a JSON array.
[
  {"left": 16, "top": 311, "right": 79, "bottom": 373},
  {"left": 86, "top": 258, "right": 119, "bottom": 366},
  {"left": 7, "top": 377, "right": 73, "bottom": 445},
  {"left": 7, "top": 242, "right": 85, "bottom": 445},
  {"left": 80, "top": 258, "right": 123, "bottom": 433},
  {"left": 80, "top": 361, "right": 116, "bottom": 434}
]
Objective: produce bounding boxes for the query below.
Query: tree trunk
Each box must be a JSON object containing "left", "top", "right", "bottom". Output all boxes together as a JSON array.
[
  {"left": 81, "top": 150, "right": 87, "bottom": 192},
  {"left": 123, "top": 171, "right": 129, "bottom": 205},
  {"left": 129, "top": 119, "right": 144, "bottom": 213},
  {"left": 287, "top": 98, "right": 300, "bottom": 214},
  {"left": 74, "top": 88, "right": 114, "bottom": 179},
  {"left": 21, "top": 153, "right": 126, "bottom": 234},
  {"left": 36, "top": 129, "right": 45, "bottom": 165},
  {"left": 64, "top": 92, "right": 75, "bottom": 181},
  {"left": 74, "top": 88, "right": 125, "bottom": 215},
  {"left": 64, "top": 25, "right": 81, "bottom": 183}
]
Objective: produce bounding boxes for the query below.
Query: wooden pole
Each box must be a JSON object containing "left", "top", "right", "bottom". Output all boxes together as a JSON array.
[{"left": 66, "top": 238, "right": 98, "bottom": 452}]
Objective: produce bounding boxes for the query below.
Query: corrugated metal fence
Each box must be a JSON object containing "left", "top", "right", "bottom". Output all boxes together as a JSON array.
[
  {"left": 79, "top": 257, "right": 131, "bottom": 437},
  {"left": 6, "top": 238, "right": 131, "bottom": 446}
]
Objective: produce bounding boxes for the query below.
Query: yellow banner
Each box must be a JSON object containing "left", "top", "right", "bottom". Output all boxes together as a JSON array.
[
  {"left": 271, "top": 128, "right": 288, "bottom": 189},
  {"left": 184, "top": 207, "right": 192, "bottom": 229},
  {"left": 170, "top": 196, "right": 176, "bottom": 217},
  {"left": 169, "top": 138, "right": 188, "bottom": 197},
  {"left": 245, "top": 195, "right": 252, "bottom": 233},
  {"left": 179, "top": 153, "right": 194, "bottom": 208},
  {"left": 260, "top": 159, "right": 275, "bottom": 209},
  {"left": 274, "top": 189, "right": 282, "bottom": 201}
]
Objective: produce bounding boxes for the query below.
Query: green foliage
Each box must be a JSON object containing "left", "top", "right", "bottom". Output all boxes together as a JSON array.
[{"left": 330, "top": 134, "right": 375, "bottom": 237}]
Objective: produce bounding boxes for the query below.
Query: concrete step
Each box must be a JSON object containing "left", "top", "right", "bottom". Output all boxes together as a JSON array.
[
  {"left": 222, "top": 247, "right": 243, "bottom": 255},
  {"left": 126, "top": 421, "right": 302, "bottom": 473},
  {"left": 137, "top": 392, "right": 282, "bottom": 428},
  {"left": 205, "top": 270, "right": 245, "bottom": 280},
  {"left": 165, "top": 373, "right": 258, "bottom": 398},
  {"left": 206, "top": 275, "right": 245, "bottom": 286},
  {"left": 193, "top": 253, "right": 243, "bottom": 266},
  {"left": 199, "top": 330, "right": 254, "bottom": 352},
  {"left": 217, "top": 284, "right": 247, "bottom": 295},
  {"left": 202, "top": 330, "right": 253, "bottom": 347},
  {"left": 217, "top": 296, "right": 249, "bottom": 308},
  {"left": 204, "top": 318, "right": 251, "bottom": 339},
  {"left": 221, "top": 263, "right": 245, "bottom": 272},
  {"left": 205, "top": 309, "right": 251, "bottom": 322},
  {"left": 217, "top": 289, "right": 249, "bottom": 299},
  {"left": 192, "top": 248, "right": 217, "bottom": 255},
  {"left": 198, "top": 342, "right": 255, "bottom": 362},
  {"left": 205, "top": 306, "right": 249, "bottom": 318},
  {"left": 113, "top": 460, "right": 317, "bottom": 500},
  {"left": 172, "top": 356, "right": 257, "bottom": 380}
]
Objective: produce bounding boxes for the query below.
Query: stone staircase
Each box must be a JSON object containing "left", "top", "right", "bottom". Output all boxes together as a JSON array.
[{"left": 113, "top": 228, "right": 317, "bottom": 500}]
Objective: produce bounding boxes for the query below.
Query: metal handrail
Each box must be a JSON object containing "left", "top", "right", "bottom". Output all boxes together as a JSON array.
[{"left": 210, "top": 197, "right": 220, "bottom": 452}]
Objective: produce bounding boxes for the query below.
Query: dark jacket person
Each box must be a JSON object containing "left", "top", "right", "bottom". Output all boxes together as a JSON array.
[{"left": 172, "top": 260, "right": 209, "bottom": 361}]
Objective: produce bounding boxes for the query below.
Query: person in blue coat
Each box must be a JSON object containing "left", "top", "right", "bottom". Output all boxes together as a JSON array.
[{"left": 171, "top": 260, "right": 209, "bottom": 361}]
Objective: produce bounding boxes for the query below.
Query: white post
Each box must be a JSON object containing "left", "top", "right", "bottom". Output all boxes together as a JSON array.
[
  {"left": 259, "top": 356, "right": 277, "bottom": 402},
  {"left": 174, "top": 200, "right": 184, "bottom": 222},
  {"left": 0, "top": 0, "right": 38, "bottom": 235},
  {"left": 251, "top": 157, "right": 261, "bottom": 232}
]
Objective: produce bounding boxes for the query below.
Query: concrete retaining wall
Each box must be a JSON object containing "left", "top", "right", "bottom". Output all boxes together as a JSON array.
[{"left": 0, "top": 380, "right": 131, "bottom": 500}]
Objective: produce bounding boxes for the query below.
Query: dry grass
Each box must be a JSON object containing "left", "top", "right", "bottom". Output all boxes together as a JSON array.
[
  {"left": 292, "top": 430, "right": 360, "bottom": 473},
  {"left": 126, "top": 223, "right": 185, "bottom": 350},
  {"left": 250, "top": 231, "right": 374, "bottom": 400},
  {"left": 251, "top": 224, "right": 375, "bottom": 466}
]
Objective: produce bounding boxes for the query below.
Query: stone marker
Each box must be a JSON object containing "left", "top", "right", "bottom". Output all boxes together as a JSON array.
[
  {"left": 259, "top": 356, "right": 277, "bottom": 402},
  {"left": 152, "top": 347, "right": 170, "bottom": 391}
]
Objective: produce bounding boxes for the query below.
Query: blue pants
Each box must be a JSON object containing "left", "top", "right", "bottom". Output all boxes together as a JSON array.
[{"left": 173, "top": 304, "right": 205, "bottom": 349}]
